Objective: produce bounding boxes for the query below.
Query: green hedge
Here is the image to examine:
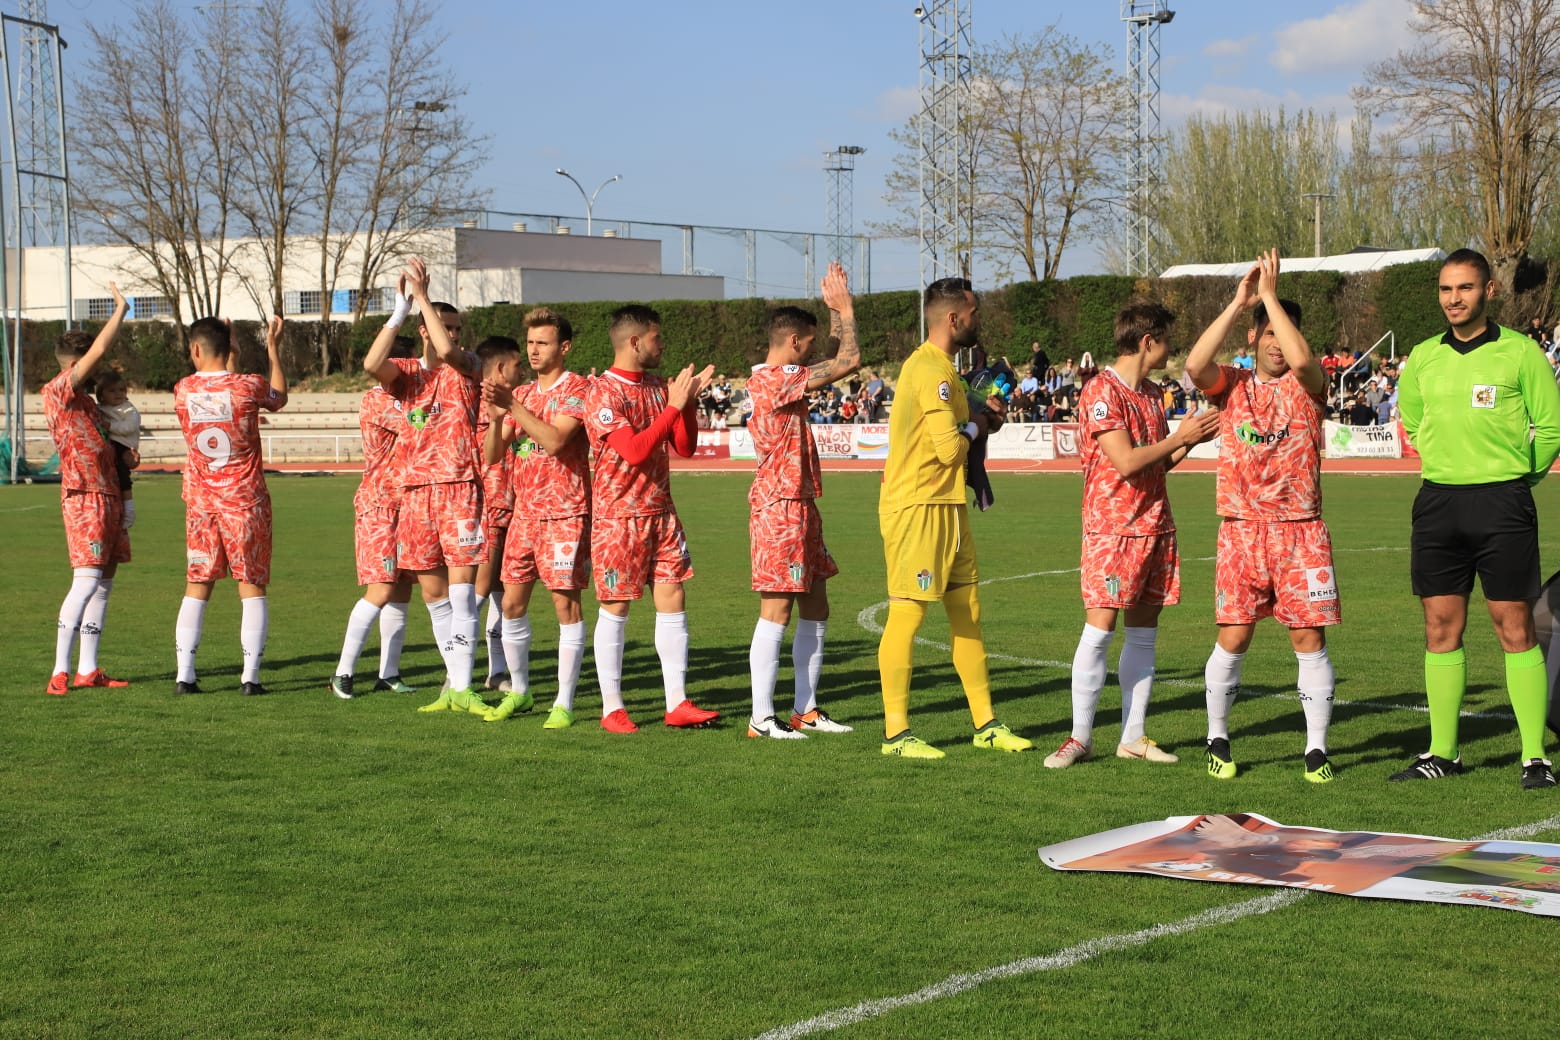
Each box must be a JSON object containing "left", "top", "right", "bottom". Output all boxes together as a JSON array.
[{"left": 20, "top": 260, "right": 1545, "bottom": 390}]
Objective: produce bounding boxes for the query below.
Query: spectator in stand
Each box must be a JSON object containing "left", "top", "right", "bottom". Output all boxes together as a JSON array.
[
  {"left": 1043, "top": 365, "right": 1063, "bottom": 394},
  {"left": 1029, "top": 341, "right": 1051, "bottom": 379},
  {"left": 1058, "top": 357, "right": 1076, "bottom": 387},
  {"left": 1364, "top": 377, "right": 1386, "bottom": 411},
  {"left": 1033, "top": 383, "right": 1053, "bottom": 422},
  {"left": 1014, "top": 366, "right": 1041, "bottom": 422},
  {"left": 1051, "top": 385, "right": 1077, "bottom": 423},
  {"left": 708, "top": 374, "right": 732, "bottom": 426},
  {"left": 1232, "top": 345, "right": 1255, "bottom": 371},
  {"left": 839, "top": 395, "right": 858, "bottom": 423},
  {"left": 1347, "top": 391, "right": 1375, "bottom": 427},
  {"left": 1375, "top": 390, "right": 1394, "bottom": 426},
  {"left": 861, "top": 370, "right": 885, "bottom": 420},
  {"left": 1077, "top": 351, "right": 1099, "bottom": 386}
]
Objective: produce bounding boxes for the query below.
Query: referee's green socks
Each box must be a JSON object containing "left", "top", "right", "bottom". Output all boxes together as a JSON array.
[
  {"left": 1505, "top": 645, "right": 1549, "bottom": 762},
  {"left": 1425, "top": 648, "right": 1466, "bottom": 761}
]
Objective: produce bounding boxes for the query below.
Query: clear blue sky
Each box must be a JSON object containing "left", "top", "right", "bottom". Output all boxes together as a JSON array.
[{"left": 46, "top": 0, "right": 1417, "bottom": 294}]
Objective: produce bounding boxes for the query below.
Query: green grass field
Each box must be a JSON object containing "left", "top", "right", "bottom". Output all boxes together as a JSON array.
[{"left": 2, "top": 471, "right": 1557, "bottom": 1039}]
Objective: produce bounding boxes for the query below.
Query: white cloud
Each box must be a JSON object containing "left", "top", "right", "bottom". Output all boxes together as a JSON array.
[
  {"left": 1161, "top": 87, "right": 1358, "bottom": 125},
  {"left": 1270, "top": 0, "right": 1419, "bottom": 75},
  {"left": 1203, "top": 36, "right": 1255, "bottom": 59},
  {"left": 859, "top": 85, "right": 919, "bottom": 125}
]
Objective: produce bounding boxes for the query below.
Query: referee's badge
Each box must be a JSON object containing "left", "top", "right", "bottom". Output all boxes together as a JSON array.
[{"left": 1471, "top": 385, "right": 1497, "bottom": 408}]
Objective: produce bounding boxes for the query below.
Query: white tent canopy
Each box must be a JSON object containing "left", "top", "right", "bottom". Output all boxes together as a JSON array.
[{"left": 1160, "top": 247, "right": 1447, "bottom": 279}]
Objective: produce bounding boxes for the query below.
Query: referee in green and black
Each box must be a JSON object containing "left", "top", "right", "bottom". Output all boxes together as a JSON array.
[{"left": 1394, "top": 248, "right": 1560, "bottom": 789}]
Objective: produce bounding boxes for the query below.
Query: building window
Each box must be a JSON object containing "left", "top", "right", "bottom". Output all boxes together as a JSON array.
[
  {"left": 131, "top": 296, "right": 173, "bottom": 318},
  {"left": 78, "top": 297, "right": 115, "bottom": 321},
  {"left": 349, "top": 287, "right": 394, "bottom": 313}
]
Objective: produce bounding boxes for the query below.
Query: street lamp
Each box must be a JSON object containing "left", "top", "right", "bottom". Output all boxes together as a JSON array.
[{"left": 554, "top": 169, "right": 621, "bottom": 237}]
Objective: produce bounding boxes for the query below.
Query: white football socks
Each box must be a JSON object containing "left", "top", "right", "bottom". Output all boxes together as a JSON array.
[
  {"left": 54, "top": 569, "right": 101, "bottom": 675},
  {"left": 501, "top": 614, "right": 532, "bottom": 694},
  {"left": 1118, "top": 626, "right": 1158, "bottom": 745},
  {"left": 484, "top": 592, "right": 505, "bottom": 679},
  {"left": 336, "top": 598, "right": 381, "bottom": 677},
  {"left": 76, "top": 578, "right": 113, "bottom": 676},
  {"left": 555, "top": 620, "right": 586, "bottom": 712},
  {"left": 792, "top": 618, "right": 827, "bottom": 716},
  {"left": 1204, "top": 644, "right": 1246, "bottom": 741},
  {"left": 174, "top": 595, "right": 208, "bottom": 683},
  {"left": 379, "top": 601, "right": 408, "bottom": 679},
  {"left": 1297, "top": 647, "right": 1335, "bottom": 754},
  {"left": 1069, "top": 623, "right": 1113, "bottom": 744},
  {"left": 749, "top": 618, "right": 785, "bottom": 723},
  {"left": 447, "top": 583, "right": 478, "bottom": 691},
  {"left": 655, "top": 611, "right": 690, "bottom": 711},
  {"left": 594, "top": 608, "right": 628, "bottom": 715},
  {"left": 240, "top": 596, "right": 268, "bottom": 684}
]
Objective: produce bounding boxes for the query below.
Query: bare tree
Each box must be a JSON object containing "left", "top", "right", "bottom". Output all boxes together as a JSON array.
[
  {"left": 1356, "top": 0, "right": 1560, "bottom": 287},
  {"left": 73, "top": 0, "right": 242, "bottom": 327}
]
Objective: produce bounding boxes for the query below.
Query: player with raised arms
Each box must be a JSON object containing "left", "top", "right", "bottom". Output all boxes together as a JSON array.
[
  {"left": 1183, "top": 249, "right": 1340, "bottom": 783},
  {"left": 582, "top": 304, "right": 719, "bottom": 732},
  {"left": 875, "top": 277, "right": 1032, "bottom": 758},
  {"left": 172, "top": 314, "right": 288, "bottom": 695},
  {"left": 1045, "top": 300, "right": 1220, "bottom": 768},
  {"left": 329, "top": 279, "right": 429, "bottom": 699},
  {"left": 744, "top": 262, "right": 860, "bottom": 739},
  {"left": 45, "top": 281, "right": 132, "bottom": 695},
  {"left": 362, "top": 258, "right": 489, "bottom": 716},
  {"left": 480, "top": 307, "right": 593, "bottom": 726},
  {"left": 474, "top": 335, "right": 519, "bottom": 696}
]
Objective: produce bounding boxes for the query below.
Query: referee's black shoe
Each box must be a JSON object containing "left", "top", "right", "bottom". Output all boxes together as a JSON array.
[
  {"left": 1388, "top": 752, "right": 1465, "bottom": 781},
  {"left": 1521, "top": 758, "right": 1557, "bottom": 790}
]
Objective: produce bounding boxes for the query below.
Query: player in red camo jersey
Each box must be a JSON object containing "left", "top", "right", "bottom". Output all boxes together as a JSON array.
[
  {"left": 480, "top": 307, "right": 593, "bottom": 727},
  {"left": 329, "top": 293, "right": 427, "bottom": 700},
  {"left": 43, "top": 281, "right": 131, "bottom": 695},
  {"left": 172, "top": 314, "right": 289, "bottom": 696},
  {"left": 744, "top": 262, "right": 860, "bottom": 739},
  {"left": 1184, "top": 250, "right": 1339, "bottom": 783},
  {"left": 362, "top": 258, "right": 489, "bottom": 716},
  {"left": 582, "top": 304, "right": 717, "bottom": 732},
  {"left": 1045, "top": 299, "right": 1220, "bottom": 768},
  {"left": 474, "top": 336, "right": 524, "bottom": 693}
]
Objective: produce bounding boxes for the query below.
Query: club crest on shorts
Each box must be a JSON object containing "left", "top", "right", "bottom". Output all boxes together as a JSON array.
[
  {"left": 788, "top": 562, "right": 804, "bottom": 583},
  {"left": 915, "top": 568, "right": 932, "bottom": 592},
  {"left": 382, "top": 554, "right": 395, "bottom": 575},
  {"left": 1471, "top": 384, "right": 1497, "bottom": 409},
  {"left": 937, "top": 381, "right": 951, "bottom": 402},
  {"left": 603, "top": 567, "right": 619, "bottom": 591},
  {"left": 89, "top": 539, "right": 103, "bottom": 558},
  {"left": 1105, "top": 574, "right": 1121, "bottom": 599}
]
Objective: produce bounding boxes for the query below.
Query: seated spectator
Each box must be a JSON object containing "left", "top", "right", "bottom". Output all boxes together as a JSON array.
[
  {"left": 1043, "top": 365, "right": 1063, "bottom": 394},
  {"left": 1057, "top": 357, "right": 1075, "bottom": 386},
  {"left": 1347, "top": 392, "right": 1375, "bottom": 427},
  {"left": 1032, "top": 385, "right": 1053, "bottom": 422},
  {"left": 863, "top": 369, "right": 886, "bottom": 421},
  {"left": 1232, "top": 346, "right": 1255, "bottom": 371}
]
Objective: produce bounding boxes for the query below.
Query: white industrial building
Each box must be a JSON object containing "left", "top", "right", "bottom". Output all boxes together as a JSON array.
[{"left": 5, "top": 224, "right": 724, "bottom": 324}]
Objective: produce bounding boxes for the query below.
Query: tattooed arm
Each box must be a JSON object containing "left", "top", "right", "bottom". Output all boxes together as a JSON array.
[{"left": 806, "top": 261, "right": 862, "bottom": 390}]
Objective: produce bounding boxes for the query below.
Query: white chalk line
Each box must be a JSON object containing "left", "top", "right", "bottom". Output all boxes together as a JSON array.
[
  {"left": 0, "top": 503, "right": 51, "bottom": 513},
  {"left": 751, "top": 812, "right": 1560, "bottom": 1040},
  {"left": 854, "top": 556, "right": 1516, "bottom": 724}
]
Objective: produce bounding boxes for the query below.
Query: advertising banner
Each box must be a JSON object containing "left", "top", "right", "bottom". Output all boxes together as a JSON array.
[{"left": 1324, "top": 421, "right": 1401, "bottom": 458}]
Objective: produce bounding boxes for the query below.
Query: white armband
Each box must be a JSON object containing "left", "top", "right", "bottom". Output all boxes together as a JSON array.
[{"left": 384, "top": 291, "right": 412, "bottom": 329}]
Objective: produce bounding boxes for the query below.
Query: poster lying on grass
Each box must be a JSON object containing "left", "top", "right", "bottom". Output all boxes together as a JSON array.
[{"left": 1038, "top": 813, "right": 1560, "bottom": 916}]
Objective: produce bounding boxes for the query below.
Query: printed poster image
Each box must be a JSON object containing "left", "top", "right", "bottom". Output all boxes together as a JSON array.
[{"left": 1038, "top": 813, "right": 1560, "bottom": 916}]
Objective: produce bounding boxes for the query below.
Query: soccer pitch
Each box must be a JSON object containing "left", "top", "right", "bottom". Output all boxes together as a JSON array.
[{"left": 3, "top": 471, "right": 1557, "bottom": 1039}]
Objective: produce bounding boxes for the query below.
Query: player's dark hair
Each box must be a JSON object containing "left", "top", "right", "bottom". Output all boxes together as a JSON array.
[
  {"left": 431, "top": 301, "right": 458, "bottom": 315},
  {"left": 525, "top": 306, "right": 574, "bottom": 344},
  {"left": 476, "top": 336, "right": 521, "bottom": 371},
  {"left": 1442, "top": 248, "right": 1492, "bottom": 284},
  {"left": 56, "top": 329, "right": 94, "bottom": 362},
  {"left": 1253, "top": 298, "right": 1302, "bottom": 332},
  {"left": 609, "top": 304, "right": 661, "bottom": 342},
  {"left": 767, "top": 305, "right": 817, "bottom": 345},
  {"left": 1114, "top": 299, "right": 1176, "bottom": 356},
  {"left": 923, "top": 277, "right": 975, "bottom": 316},
  {"left": 188, "top": 317, "right": 232, "bottom": 359}
]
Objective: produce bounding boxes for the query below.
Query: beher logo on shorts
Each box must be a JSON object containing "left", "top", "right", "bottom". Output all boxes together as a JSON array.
[
  {"left": 456, "top": 518, "right": 483, "bottom": 548},
  {"left": 915, "top": 568, "right": 932, "bottom": 592},
  {"left": 1471, "top": 385, "right": 1497, "bottom": 409},
  {"left": 1305, "top": 567, "right": 1338, "bottom": 602},
  {"left": 603, "top": 567, "right": 619, "bottom": 590},
  {"left": 1105, "top": 574, "right": 1121, "bottom": 599},
  {"left": 551, "top": 541, "right": 576, "bottom": 571},
  {"left": 788, "top": 562, "right": 804, "bottom": 583},
  {"left": 937, "top": 381, "right": 951, "bottom": 402}
]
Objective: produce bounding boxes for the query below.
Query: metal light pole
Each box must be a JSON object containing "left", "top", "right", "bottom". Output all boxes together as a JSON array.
[
  {"left": 554, "top": 169, "right": 621, "bottom": 237},
  {"left": 1301, "top": 192, "right": 1336, "bottom": 258}
]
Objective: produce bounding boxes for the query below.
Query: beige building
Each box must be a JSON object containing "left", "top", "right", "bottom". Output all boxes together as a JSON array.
[{"left": 7, "top": 224, "right": 723, "bottom": 324}]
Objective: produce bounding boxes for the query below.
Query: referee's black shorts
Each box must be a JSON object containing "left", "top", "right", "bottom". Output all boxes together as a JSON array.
[{"left": 1410, "top": 478, "right": 1540, "bottom": 600}]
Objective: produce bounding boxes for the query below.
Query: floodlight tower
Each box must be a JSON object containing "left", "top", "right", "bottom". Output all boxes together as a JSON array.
[
  {"left": 915, "top": 0, "right": 972, "bottom": 323},
  {"left": 16, "top": 0, "right": 64, "bottom": 246},
  {"left": 824, "top": 145, "right": 864, "bottom": 276},
  {"left": 1122, "top": 1, "right": 1173, "bottom": 277}
]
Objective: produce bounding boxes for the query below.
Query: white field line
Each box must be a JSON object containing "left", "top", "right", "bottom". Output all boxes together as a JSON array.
[
  {"left": 751, "top": 812, "right": 1560, "bottom": 1040},
  {"left": 853, "top": 556, "right": 1516, "bottom": 723},
  {"left": 0, "top": 503, "right": 51, "bottom": 513}
]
